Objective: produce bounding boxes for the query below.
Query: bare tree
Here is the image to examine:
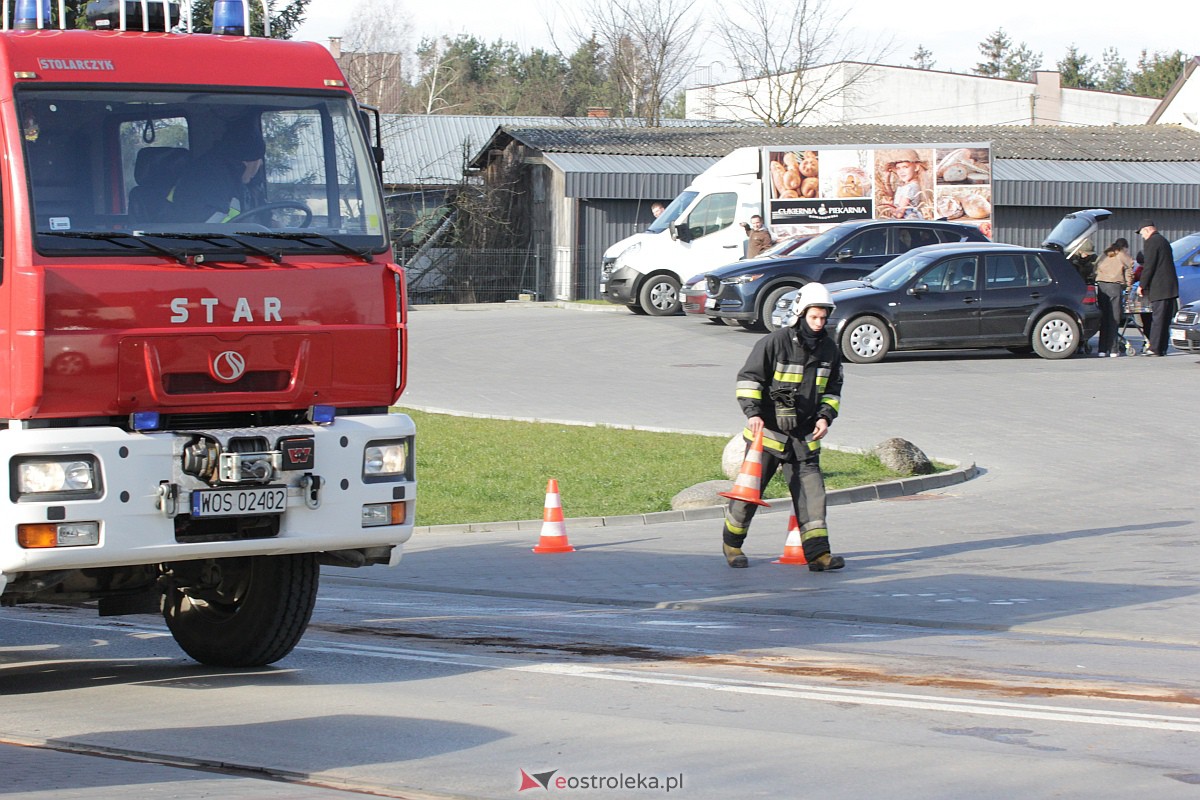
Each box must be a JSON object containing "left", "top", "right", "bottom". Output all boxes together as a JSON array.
[
  {"left": 338, "top": 0, "right": 413, "bottom": 113},
  {"left": 569, "top": 0, "right": 702, "bottom": 125},
  {"left": 711, "top": 0, "right": 893, "bottom": 126},
  {"left": 414, "top": 36, "right": 463, "bottom": 115}
]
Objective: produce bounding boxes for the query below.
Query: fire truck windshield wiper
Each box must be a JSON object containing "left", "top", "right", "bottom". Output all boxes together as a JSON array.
[
  {"left": 140, "top": 232, "right": 284, "bottom": 264},
  {"left": 40, "top": 230, "right": 189, "bottom": 264},
  {"left": 234, "top": 231, "right": 375, "bottom": 262}
]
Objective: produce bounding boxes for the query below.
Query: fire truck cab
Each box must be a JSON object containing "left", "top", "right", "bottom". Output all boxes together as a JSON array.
[{"left": 0, "top": 1, "right": 417, "bottom": 667}]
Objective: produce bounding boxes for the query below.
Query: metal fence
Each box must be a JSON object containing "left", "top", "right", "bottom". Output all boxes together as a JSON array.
[{"left": 396, "top": 246, "right": 546, "bottom": 305}]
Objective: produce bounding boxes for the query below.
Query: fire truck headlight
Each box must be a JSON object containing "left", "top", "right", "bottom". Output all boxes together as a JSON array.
[
  {"left": 14, "top": 456, "right": 101, "bottom": 499},
  {"left": 363, "top": 441, "right": 408, "bottom": 479}
]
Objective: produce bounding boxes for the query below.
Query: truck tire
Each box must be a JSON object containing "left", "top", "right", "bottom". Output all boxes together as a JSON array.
[
  {"left": 841, "top": 315, "right": 891, "bottom": 364},
  {"left": 1031, "top": 311, "right": 1080, "bottom": 359},
  {"left": 163, "top": 554, "right": 319, "bottom": 667},
  {"left": 638, "top": 274, "right": 681, "bottom": 316}
]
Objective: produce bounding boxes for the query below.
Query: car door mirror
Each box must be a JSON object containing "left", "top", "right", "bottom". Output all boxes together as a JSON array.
[
  {"left": 835, "top": 248, "right": 854, "bottom": 262},
  {"left": 673, "top": 221, "right": 691, "bottom": 243},
  {"left": 908, "top": 283, "right": 929, "bottom": 296}
]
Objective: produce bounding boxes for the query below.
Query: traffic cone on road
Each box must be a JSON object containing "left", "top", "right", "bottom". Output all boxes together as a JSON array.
[
  {"left": 773, "top": 515, "right": 808, "bottom": 565},
  {"left": 533, "top": 478, "right": 575, "bottom": 553},
  {"left": 719, "top": 431, "right": 771, "bottom": 507}
]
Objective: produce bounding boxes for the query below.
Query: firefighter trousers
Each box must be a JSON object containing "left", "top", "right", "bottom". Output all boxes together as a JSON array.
[{"left": 721, "top": 442, "right": 831, "bottom": 561}]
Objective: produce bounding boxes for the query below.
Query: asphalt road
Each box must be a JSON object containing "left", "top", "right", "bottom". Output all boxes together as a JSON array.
[{"left": 3, "top": 303, "right": 1198, "bottom": 799}]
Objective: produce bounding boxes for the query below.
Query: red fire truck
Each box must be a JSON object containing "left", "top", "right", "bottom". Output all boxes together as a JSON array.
[{"left": 0, "top": 1, "right": 416, "bottom": 666}]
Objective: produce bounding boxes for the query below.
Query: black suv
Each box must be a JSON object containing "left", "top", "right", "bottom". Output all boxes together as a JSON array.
[{"left": 704, "top": 219, "right": 990, "bottom": 331}]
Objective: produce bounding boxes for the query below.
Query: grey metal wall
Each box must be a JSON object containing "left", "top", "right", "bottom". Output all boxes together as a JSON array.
[
  {"left": 996, "top": 205, "right": 1200, "bottom": 248},
  {"left": 575, "top": 198, "right": 662, "bottom": 300}
]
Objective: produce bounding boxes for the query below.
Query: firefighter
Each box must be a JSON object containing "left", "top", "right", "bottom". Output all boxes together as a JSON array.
[{"left": 721, "top": 282, "right": 846, "bottom": 571}]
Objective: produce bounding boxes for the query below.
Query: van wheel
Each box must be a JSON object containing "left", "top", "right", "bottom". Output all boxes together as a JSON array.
[
  {"left": 162, "top": 554, "right": 319, "bottom": 667},
  {"left": 841, "top": 316, "right": 890, "bottom": 364},
  {"left": 639, "top": 275, "right": 681, "bottom": 316},
  {"left": 1031, "top": 311, "right": 1080, "bottom": 359}
]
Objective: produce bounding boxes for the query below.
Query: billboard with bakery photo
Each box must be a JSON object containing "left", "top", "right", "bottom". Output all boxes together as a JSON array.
[{"left": 763, "top": 143, "right": 992, "bottom": 237}]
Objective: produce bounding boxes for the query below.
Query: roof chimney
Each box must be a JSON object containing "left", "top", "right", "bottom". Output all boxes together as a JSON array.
[
  {"left": 586, "top": 107, "right": 611, "bottom": 118},
  {"left": 328, "top": 37, "right": 342, "bottom": 59}
]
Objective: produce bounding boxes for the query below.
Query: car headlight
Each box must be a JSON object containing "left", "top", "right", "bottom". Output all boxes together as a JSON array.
[
  {"left": 363, "top": 440, "right": 409, "bottom": 480},
  {"left": 721, "top": 273, "right": 764, "bottom": 285},
  {"left": 13, "top": 456, "right": 101, "bottom": 500},
  {"left": 613, "top": 242, "right": 641, "bottom": 268}
]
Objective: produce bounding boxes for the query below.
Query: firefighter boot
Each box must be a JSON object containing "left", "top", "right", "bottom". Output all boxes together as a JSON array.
[
  {"left": 808, "top": 553, "right": 845, "bottom": 572},
  {"left": 722, "top": 528, "right": 749, "bottom": 568},
  {"left": 723, "top": 543, "right": 749, "bottom": 568}
]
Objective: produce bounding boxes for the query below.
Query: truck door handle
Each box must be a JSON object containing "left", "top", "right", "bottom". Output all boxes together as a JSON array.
[
  {"left": 723, "top": 244, "right": 738, "bottom": 249},
  {"left": 963, "top": 297, "right": 977, "bottom": 304}
]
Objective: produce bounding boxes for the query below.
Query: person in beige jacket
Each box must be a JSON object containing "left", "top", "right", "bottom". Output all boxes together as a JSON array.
[{"left": 1094, "top": 237, "right": 1135, "bottom": 357}]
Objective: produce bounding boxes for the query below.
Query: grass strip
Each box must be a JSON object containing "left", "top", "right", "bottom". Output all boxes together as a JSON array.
[{"left": 400, "top": 407, "right": 939, "bottom": 527}]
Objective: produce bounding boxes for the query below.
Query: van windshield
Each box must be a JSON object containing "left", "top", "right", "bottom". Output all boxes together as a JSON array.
[
  {"left": 19, "top": 87, "right": 387, "bottom": 258},
  {"left": 647, "top": 191, "right": 696, "bottom": 233}
]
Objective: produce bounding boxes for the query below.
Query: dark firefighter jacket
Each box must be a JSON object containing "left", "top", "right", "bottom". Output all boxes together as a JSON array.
[{"left": 734, "top": 325, "right": 843, "bottom": 460}]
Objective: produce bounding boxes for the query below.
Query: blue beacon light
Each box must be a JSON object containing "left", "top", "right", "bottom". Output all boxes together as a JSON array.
[
  {"left": 14, "top": 0, "right": 51, "bottom": 30},
  {"left": 212, "top": 0, "right": 246, "bottom": 35}
]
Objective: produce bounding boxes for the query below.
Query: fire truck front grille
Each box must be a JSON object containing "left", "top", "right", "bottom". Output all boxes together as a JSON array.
[{"left": 163, "top": 371, "right": 290, "bottom": 395}]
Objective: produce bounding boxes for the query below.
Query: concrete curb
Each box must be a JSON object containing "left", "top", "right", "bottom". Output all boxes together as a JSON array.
[{"left": 404, "top": 407, "right": 978, "bottom": 534}]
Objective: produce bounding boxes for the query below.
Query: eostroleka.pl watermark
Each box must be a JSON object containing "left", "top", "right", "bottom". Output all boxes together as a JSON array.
[{"left": 519, "top": 768, "right": 684, "bottom": 793}]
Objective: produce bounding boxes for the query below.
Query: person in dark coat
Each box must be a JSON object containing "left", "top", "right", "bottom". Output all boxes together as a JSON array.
[{"left": 1135, "top": 220, "right": 1178, "bottom": 356}]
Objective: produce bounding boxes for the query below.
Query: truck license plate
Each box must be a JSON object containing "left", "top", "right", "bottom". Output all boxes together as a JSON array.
[{"left": 191, "top": 486, "right": 287, "bottom": 518}]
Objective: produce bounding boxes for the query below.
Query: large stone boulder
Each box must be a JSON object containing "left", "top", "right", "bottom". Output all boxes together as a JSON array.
[
  {"left": 671, "top": 480, "right": 732, "bottom": 510},
  {"left": 873, "top": 437, "right": 933, "bottom": 475},
  {"left": 722, "top": 434, "right": 747, "bottom": 479}
]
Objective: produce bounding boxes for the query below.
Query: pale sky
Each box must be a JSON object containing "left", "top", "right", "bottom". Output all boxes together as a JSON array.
[{"left": 294, "top": 0, "right": 1194, "bottom": 87}]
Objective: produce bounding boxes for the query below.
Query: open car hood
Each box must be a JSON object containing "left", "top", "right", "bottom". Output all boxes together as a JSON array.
[{"left": 1041, "top": 209, "right": 1112, "bottom": 258}]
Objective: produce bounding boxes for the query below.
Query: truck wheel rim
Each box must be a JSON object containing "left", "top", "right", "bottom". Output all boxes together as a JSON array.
[{"left": 651, "top": 283, "right": 677, "bottom": 309}]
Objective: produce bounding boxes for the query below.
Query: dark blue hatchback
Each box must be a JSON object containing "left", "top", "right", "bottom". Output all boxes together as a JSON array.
[{"left": 703, "top": 219, "right": 989, "bottom": 331}]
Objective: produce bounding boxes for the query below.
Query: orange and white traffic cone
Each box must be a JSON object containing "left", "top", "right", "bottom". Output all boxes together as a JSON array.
[
  {"left": 773, "top": 514, "right": 808, "bottom": 565},
  {"left": 719, "top": 431, "right": 771, "bottom": 507},
  {"left": 532, "top": 478, "right": 575, "bottom": 553}
]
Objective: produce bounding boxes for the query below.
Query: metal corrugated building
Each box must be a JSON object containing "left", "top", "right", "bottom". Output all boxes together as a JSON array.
[{"left": 468, "top": 123, "right": 1200, "bottom": 299}]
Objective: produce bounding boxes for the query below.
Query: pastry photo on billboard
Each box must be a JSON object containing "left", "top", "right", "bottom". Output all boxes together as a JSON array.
[
  {"left": 768, "top": 150, "right": 820, "bottom": 199},
  {"left": 935, "top": 147, "right": 991, "bottom": 185},
  {"left": 818, "top": 148, "right": 871, "bottom": 199}
]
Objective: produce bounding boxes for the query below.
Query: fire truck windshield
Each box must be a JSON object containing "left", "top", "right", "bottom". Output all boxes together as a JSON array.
[{"left": 18, "top": 88, "right": 388, "bottom": 258}]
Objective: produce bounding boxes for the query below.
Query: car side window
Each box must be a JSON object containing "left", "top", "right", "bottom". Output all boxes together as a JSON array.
[
  {"left": 842, "top": 228, "right": 888, "bottom": 257},
  {"left": 922, "top": 256, "right": 977, "bottom": 293},
  {"left": 685, "top": 192, "right": 738, "bottom": 240},
  {"left": 1028, "top": 255, "right": 1053, "bottom": 286},
  {"left": 936, "top": 228, "right": 969, "bottom": 243},
  {"left": 896, "top": 226, "right": 939, "bottom": 252},
  {"left": 985, "top": 254, "right": 1026, "bottom": 289}
]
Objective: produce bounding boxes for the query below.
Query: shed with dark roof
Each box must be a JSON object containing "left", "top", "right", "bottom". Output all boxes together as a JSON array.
[{"left": 465, "top": 123, "right": 1200, "bottom": 301}]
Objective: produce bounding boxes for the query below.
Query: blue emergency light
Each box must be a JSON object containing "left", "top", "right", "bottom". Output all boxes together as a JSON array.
[
  {"left": 14, "top": 0, "right": 50, "bottom": 29},
  {"left": 211, "top": 0, "right": 246, "bottom": 35}
]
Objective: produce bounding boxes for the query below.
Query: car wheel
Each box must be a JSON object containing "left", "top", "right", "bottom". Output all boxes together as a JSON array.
[
  {"left": 628, "top": 303, "right": 648, "bottom": 315},
  {"left": 638, "top": 275, "right": 681, "bottom": 316},
  {"left": 841, "top": 315, "right": 890, "bottom": 364},
  {"left": 760, "top": 285, "right": 799, "bottom": 332},
  {"left": 1031, "top": 311, "right": 1080, "bottom": 359}
]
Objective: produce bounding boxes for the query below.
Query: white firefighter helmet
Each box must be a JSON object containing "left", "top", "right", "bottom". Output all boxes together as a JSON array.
[{"left": 787, "top": 282, "right": 836, "bottom": 327}]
